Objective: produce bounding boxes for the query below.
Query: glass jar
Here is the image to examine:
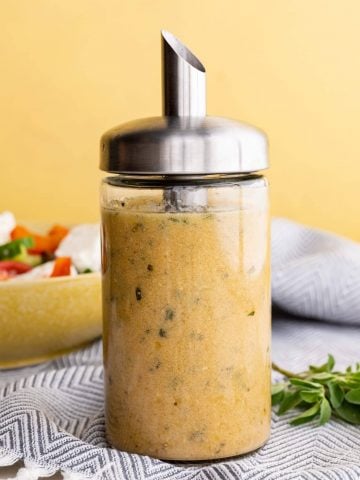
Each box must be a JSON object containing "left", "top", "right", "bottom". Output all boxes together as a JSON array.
[{"left": 100, "top": 174, "right": 270, "bottom": 461}]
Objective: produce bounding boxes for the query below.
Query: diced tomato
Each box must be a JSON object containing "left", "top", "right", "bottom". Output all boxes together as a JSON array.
[
  {"left": 11, "top": 226, "right": 29, "bottom": 240},
  {"left": 0, "top": 270, "right": 10, "bottom": 280},
  {"left": 29, "top": 236, "right": 53, "bottom": 254},
  {"left": 11, "top": 224, "right": 69, "bottom": 254},
  {"left": 11, "top": 225, "right": 50, "bottom": 254},
  {"left": 48, "top": 225, "right": 69, "bottom": 237},
  {"left": 0, "top": 260, "right": 32, "bottom": 279},
  {"left": 48, "top": 225, "right": 69, "bottom": 251},
  {"left": 50, "top": 257, "right": 71, "bottom": 277}
]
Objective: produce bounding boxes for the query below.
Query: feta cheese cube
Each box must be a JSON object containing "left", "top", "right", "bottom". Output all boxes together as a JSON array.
[
  {"left": 0, "top": 211, "right": 16, "bottom": 245},
  {"left": 55, "top": 224, "right": 101, "bottom": 273}
]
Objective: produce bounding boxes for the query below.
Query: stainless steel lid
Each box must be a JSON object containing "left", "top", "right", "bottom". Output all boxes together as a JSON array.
[{"left": 100, "top": 31, "right": 268, "bottom": 175}]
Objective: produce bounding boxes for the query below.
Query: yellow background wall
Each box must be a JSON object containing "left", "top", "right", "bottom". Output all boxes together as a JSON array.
[{"left": 1, "top": 0, "right": 359, "bottom": 240}]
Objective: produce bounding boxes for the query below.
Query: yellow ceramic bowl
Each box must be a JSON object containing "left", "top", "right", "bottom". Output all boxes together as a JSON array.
[{"left": 0, "top": 224, "right": 102, "bottom": 369}]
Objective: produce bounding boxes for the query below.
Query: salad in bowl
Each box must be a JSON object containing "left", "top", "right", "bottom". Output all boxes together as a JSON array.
[
  {"left": 0, "top": 211, "right": 100, "bottom": 281},
  {"left": 0, "top": 212, "right": 102, "bottom": 368}
]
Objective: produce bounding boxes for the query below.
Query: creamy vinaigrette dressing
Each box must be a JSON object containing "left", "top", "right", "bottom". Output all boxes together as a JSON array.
[{"left": 101, "top": 185, "right": 270, "bottom": 460}]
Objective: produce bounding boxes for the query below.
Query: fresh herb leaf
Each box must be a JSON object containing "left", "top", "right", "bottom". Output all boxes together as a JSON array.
[
  {"left": 345, "top": 388, "right": 360, "bottom": 405},
  {"left": 300, "top": 390, "right": 323, "bottom": 403},
  {"left": 271, "top": 383, "right": 286, "bottom": 405},
  {"left": 328, "top": 382, "right": 344, "bottom": 409},
  {"left": 290, "top": 402, "right": 320, "bottom": 425},
  {"left": 319, "top": 397, "right": 332, "bottom": 425},
  {"left": 311, "top": 372, "right": 335, "bottom": 382},
  {"left": 272, "top": 355, "right": 360, "bottom": 426},
  {"left": 289, "top": 378, "right": 322, "bottom": 390},
  {"left": 272, "top": 390, "right": 285, "bottom": 405},
  {"left": 272, "top": 383, "right": 286, "bottom": 396},
  {"left": 342, "top": 378, "right": 360, "bottom": 389},
  {"left": 0, "top": 237, "right": 34, "bottom": 260},
  {"left": 310, "top": 354, "right": 335, "bottom": 373},
  {"left": 278, "top": 391, "right": 302, "bottom": 415},
  {"left": 335, "top": 401, "right": 360, "bottom": 424},
  {"left": 327, "top": 354, "right": 335, "bottom": 372}
]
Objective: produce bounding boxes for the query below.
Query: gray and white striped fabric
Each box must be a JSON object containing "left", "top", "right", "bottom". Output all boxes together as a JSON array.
[
  {"left": 1, "top": 218, "right": 360, "bottom": 480},
  {"left": 272, "top": 218, "right": 360, "bottom": 324}
]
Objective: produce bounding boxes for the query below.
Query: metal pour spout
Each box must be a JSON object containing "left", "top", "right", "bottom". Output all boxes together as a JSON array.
[
  {"left": 162, "top": 30, "right": 206, "bottom": 117},
  {"left": 100, "top": 31, "right": 268, "bottom": 176}
]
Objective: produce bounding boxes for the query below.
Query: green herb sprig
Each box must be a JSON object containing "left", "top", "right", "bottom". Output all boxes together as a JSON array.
[{"left": 272, "top": 355, "right": 360, "bottom": 426}]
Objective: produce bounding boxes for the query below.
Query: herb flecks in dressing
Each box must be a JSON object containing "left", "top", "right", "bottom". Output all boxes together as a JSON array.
[{"left": 102, "top": 189, "right": 270, "bottom": 461}]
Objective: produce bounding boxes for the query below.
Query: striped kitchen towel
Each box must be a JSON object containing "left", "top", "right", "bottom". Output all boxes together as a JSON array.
[
  {"left": 0, "top": 218, "right": 360, "bottom": 480},
  {"left": 272, "top": 218, "right": 360, "bottom": 324}
]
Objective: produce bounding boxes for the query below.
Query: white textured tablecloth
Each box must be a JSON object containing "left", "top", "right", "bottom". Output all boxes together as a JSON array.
[{"left": 0, "top": 218, "right": 359, "bottom": 479}]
